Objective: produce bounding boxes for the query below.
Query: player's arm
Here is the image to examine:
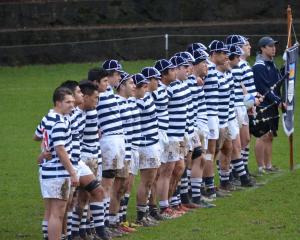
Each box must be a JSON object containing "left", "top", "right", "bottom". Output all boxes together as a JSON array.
[{"left": 55, "top": 145, "right": 79, "bottom": 187}]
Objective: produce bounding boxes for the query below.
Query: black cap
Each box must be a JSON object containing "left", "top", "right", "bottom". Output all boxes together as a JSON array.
[{"left": 258, "top": 37, "right": 278, "bottom": 47}]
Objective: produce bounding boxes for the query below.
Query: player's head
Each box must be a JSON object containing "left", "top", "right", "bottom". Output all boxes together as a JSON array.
[
  {"left": 79, "top": 81, "right": 99, "bottom": 110},
  {"left": 141, "top": 67, "right": 161, "bottom": 92},
  {"left": 132, "top": 73, "right": 149, "bottom": 98},
  {"left": 87, "top": 68, "right": 109, "bottom": 93},
  {"left": 192, "top": 49, "right": 209, "bottom": 78},
  {"left": 60, "top": 80, "right": 83, "bottom": 106},
  {"left": 209, "top": 40, "right": 229, "bottom": 65},
  {"left": 102, "top": 59, "right": 123, "bottom": 88},
  {"left": 170, "top": 56, "right": 189, "bottom": 81},
  {"left": 154, "top": 59, "right": 176, "bottom": 84},
  {"left": 116, "top": 72, "right": 135, "bottom": 98},
  {"left": 227, "top": 44, "right": 243, "bottom": 67},
  {"left": 52, "top": 87, "right": 74, "bottom": 115}
]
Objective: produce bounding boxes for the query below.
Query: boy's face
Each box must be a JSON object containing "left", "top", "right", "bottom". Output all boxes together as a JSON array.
[
  {"left": 73, "top": 86, "right": 84, "bottom": 106},
  {"left": 57, "top": 94, "right": 75, "bottom": 115},
  {"left": 83, "top": 90, "right": 99, "bottom": 110},
  {"left": 147, "top": 78, "right": 158, "bottom": 92},
  {"left": 108, "top": 71, "right": 121, "bottom": 87},
  {"left": 97, "top": 76, "right": 109, "bottom": 93},
  {"left": 135, "top": 83, "right": 148, "bottom": 99},
  {"left": 242, "top": 41, "right": 251, "bottom": 58},
  {"left": 123, "top": 78, "right": 136, "bottom": 98},
  {"left": 194, "top": 61, "right": 208, "bottom": 78},
  {"left": 176, "top": 65, "right": 189, "bottom": 80}
]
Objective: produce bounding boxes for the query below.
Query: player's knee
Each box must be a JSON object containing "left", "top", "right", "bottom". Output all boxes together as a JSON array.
[
  {"left": 102, "top": 169, "right": 117, "bottom": 179},
  {"left": 84, "top": 179, "right": 101, "bottom": 193}
]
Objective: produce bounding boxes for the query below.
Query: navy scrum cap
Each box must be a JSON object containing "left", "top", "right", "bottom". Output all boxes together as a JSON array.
[
  {"left": 175, "top": 51, "right": 196, "bottom": 63},
  {"left": 154, "top": 59, "right": 175, "bottom": 72},
  {"left": 227, "top": 44, "right": 243, "bottom": 56},
  {"left": 141, "top": 67, "right": 161, "bottom": 79},
  {"left": 116, "top": 71, "right": 132, "bottom": 90},
  {"left": 225, "top": 35, "right": 247, "bottom": 46},
  {"left": 132, "top": 73, "right": 149, "bottom": 86},
  {"left": 258, "top": 36, "right": 279, "bottom": 47},
  {"left": 102, "top": 59, "right": 122, "bottom": 72},
  {"left": 170, "top": 56, "right": 190, "bottom": 67},
  {"left": 209, "top": 40, "right": 229, "bottom": 53},
  {"left": 192, "top": 49, "right": 209, "bottom": 64},
  {"left": 187, "top": 42, "right": 207, "bottom": 53}
]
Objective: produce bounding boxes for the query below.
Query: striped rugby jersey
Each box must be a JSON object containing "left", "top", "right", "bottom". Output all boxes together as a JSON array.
[
  {"left": 81, "top": 109, "right": 100, "bottom": 159},
  {"left": 116, "top": 95, "right": 134, "bottom": 161},
  {"left": 203, "top": 60, "right": 219, "bottom": 117},
  {"left": 134, "top": 92, "right": 159, "bottom": 147},
  {"left": 67, "top": 107, "right": 86, "bottom": 165},
  {"left": 239, "top": 59, "right": 257, "bottom": 95},
  {"left": 128, "top": 97, "right": 141, "bottom": 148},
  {"left": 35, "top": 109, "right": 56, "bottom": 166},
  {"left": 196, "top": 83, "right": 208, "bottom": 125},
  {"left": 97, "top": 86, "right": 124, "bottom": 136},
  {"left": 217, "top": 70, "right": 230, "bottom": 128},
  {"left": 151, "top": 81, "right": 169, "bottom": 132},
  {"left": 181, "top": 80, "right": 195, "bottom": 137},
  {"left": 39, "top": 110, "right": 73, "bottom": 179},
  {"left": 167, "top": 80, "right": 189, "bottom": 141},
  {"left": 186, "top": 74, "right": 200, "bottom": 127},
  {"left": 225, "top": 71, "right": 236, "bottom": 121},
  {"left": 231, "top": 65, "right": 245, "bottom": 107}
]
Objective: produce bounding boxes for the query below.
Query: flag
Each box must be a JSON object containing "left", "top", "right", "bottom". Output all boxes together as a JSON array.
[{"left": 282, "top": 43, "right": 299, "bottom": 136}]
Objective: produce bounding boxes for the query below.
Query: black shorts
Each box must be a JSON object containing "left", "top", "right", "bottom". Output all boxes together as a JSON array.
[{"left": 249, "top": 105, "right": 279, "bottom": 138}]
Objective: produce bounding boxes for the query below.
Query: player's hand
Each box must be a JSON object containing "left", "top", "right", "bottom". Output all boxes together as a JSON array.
[
  {"left": 70, "top": 172, "right": 79, "bottom": 187},
  {"left": 44, "top": 151, "right": 52, "bottom": 160},
  {"left": 247, "top": 106, "right": 255, "bottom": 115},
  {"left": 196, "top": 77, "right": 204, "bottom": 86},
  {"left": 279, "top": 102, "right": 287, "bottom": 110}
]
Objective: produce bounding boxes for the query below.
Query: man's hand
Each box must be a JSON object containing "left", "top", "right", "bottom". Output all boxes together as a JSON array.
[
  {"left": 70, "top": 172, "right": 79, "bottom": 187},
  {"left": 196, "top": 77, "right": 204, "bottom": 86}
]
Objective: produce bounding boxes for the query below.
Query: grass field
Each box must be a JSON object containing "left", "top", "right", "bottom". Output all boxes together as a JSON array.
[{"left": 0, "top": 58, "right": 299, "bottom": 240}]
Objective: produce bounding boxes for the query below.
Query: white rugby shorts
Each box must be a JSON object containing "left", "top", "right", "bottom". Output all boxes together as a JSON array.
[
  {"left": 207, "top": 116, "right": 219, "bottom": 140},
  {"left": 138, "top": 143, "right": 161, "bottom": 169},
  {"left": 41, "top": 177, "right": 71, "bottom": 200},
  {"left": 100, "top": 135, "right": 125, "bottom": 171},
  {"left": 235, "top": 106, "right": 249, "bottom": 128}
]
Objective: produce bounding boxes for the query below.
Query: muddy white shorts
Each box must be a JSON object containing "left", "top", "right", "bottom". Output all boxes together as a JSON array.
[
  {"left": 129, "top": 148, "right": 139, "bottom": 175},
  {"left": 196, "top": 120, "right": 209, "bottom": 150},
  {"left": 207, "top": 116, "right": 219, "bottom": 140},
  {"left": 74, "top": 160, "right": 93, "bottom": 177},
  {"left": 100, "top": 135, "right": 125, "bottom": 171},
  {"left": 138, "top": 143, "right": 161, "bottom": 169},
  {"left": 228, "top": 118, "right": 240, "bottom": 140},
  {"left": 41, "top": 177, "right": 71, "bottom": 200},
  {"left": 235, "top": 106, "right": 249, "bottom": 128},
  {"left": 161, "top": 140, "right": 186, "bottom": 163}
]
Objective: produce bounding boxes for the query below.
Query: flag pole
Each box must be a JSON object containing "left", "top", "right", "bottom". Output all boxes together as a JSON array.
[{"left": 286, "top": 5, "right": 294, "bottom": 171}]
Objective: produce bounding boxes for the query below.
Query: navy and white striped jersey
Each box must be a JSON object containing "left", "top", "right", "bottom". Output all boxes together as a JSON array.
[
  {"left": 151, "top": 81, "right": 169, "bottom": 132},
  {"left": 97, "top": 86, "right": 124, "bottom": 136},
  {"left": 134, "top": 92, "right": 159, "bottom": 146},
  {"left": 225, "top": 71, "right": 236, "bottom": 121},
  {"left": 239, "top": 59, "right": 257, "bottom": 95},
  {"left": 128, "top": 97, "right": 141, "bottom": 148},
  {"left": 197, "top": 84, "right": 208, "bottom": 125},
  {"left": 181, "top": 80, "right": 194, "bottom": 137},
  {"left": 203, "top": 60, "right": 219, "bottom": 116},
  {"left": 68, "top": 107, "right": 86, "bottom": 165},
  {"left": 167, "top": 80, "right": 189, "bottom": 141},
  {"left": 186, "top": 75, "right": 199, "bottom": 127},
  {"left": 116, "top": 95, "right": 134, "bottom": 161},
  {"left": 231, "top": 65, "right": 245, "bottom": 107},
  {"left": 81, "top": 109, "right": 100, "bottom": 159},
  {"left": 217, "top": 70, "right": 230, "bottom": 128},
  {"left": 39, "top": 111, "right": 72, "bottom": 179}
]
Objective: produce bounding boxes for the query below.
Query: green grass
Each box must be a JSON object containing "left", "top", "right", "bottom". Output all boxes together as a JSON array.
[{"left": 0, "top": 58, "right": 299, "bottom": 239}]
